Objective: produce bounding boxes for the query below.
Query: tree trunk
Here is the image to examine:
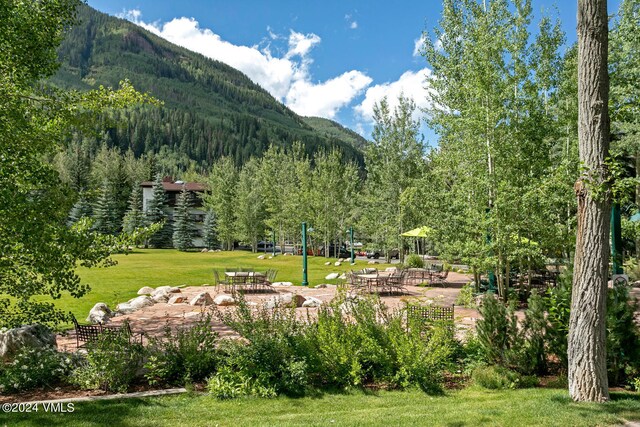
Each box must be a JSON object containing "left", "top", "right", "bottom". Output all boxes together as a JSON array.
[{"left": 568, "top": 0, "right": 610, "bottom": 403}]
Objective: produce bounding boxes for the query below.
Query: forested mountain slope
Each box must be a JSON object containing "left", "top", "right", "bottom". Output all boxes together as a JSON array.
[{"left": 50, "top": 4, "right": 367, "bottom": 167}]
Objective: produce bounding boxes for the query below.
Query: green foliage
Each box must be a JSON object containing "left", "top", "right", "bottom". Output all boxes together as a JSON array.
[
  {"left": 172, "top": 187, "right": 196, "bottom": 251},
  {"left": 205, "top": 158, "right": 238, "bottom": 250},
  {"left": 92, "top": 179, "right": 120, "bottom": 234},
  {"left": 0, "top": 347, "right": 76, "bottom": 393},
  {"left": 144, "top": 314, "right": 219, "bottom": 386},
  {"left": 145, "top": 175, "right": 173, "bottom": 248},
  {"left": 455, "top": 283, "right": 477, "bottom": 308},
  {"left": 122, "top": 183, "right": 146, "bottom": 237},
  {"left": 475, "top": 295, "right": 521, "bottom": 367},
  {"left": 70, "top": 327, "right": 144, "bottom": 392},
  {"left": 545, "top": 279, "right": 572, "bottom": 371},
  {"left": 471, "top": 365, "right": 538, "bottom": 390},
  {"left": 202, "top": 210, "right": 218, "bottom": 249},
  {"left": 207, "top": 366, "right": 277, "bottom": 400},
  {"left": 404, "top": 254, "right": 425, "bottom": 269},
  {"left": 606, "top": 283, "right": 640, "bottom": 385}
]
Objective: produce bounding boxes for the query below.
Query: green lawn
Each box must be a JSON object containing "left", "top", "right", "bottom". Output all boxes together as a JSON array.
[
  {"left": 2, "top": 387, "right": 639, "bottom": 426},
  {"left": 52, "top": 249, "right": 392, "bottom": 325}
]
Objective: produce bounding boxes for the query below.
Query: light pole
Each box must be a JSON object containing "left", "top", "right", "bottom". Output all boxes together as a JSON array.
[
  {"left": 349, "top": 226, "right": 355, "bottom": 264},
  {"left": 301, "top": 222, "right": 308, "bottom": 286}
]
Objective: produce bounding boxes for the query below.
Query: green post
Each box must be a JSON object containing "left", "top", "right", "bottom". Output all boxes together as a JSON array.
[
  {"left": 302, "top": 222, "right": 308, "bottom": 286},
  {"left": 611, "top": 203, "right": 623, "bottom": 274},
  {"left": 350, "top": 226, "right": 355, "bottom": 264},
  {"left": 272, "top": 230, "right": 276, "bottom": 257}
]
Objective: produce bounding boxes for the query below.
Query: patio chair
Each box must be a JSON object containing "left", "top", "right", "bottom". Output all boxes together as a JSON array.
[
  {"left": 386, "top": 270, "right": 408, "bottom": 295},
  {"left": 72, "top": 316, "right": 143, "bottom": 349},
  {"left": 213, "top": 270, "right": 229, "bottom": 292},
  {"left": 431, "top": 270, "right": 449, "bottom": 287}
]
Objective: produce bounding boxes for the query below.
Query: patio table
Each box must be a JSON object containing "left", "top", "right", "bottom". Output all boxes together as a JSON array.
[
  {"left": 224, "top": 271, "right": 266, "bottom": 293},
  {"left": 356, "top": 272, "right": 392, "bottom": 293}
]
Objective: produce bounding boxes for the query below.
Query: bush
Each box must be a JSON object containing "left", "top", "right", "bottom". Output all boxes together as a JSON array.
[
  {"left": 207, "top": 366, "right": 276, "bottom": 399},
  {"left": 144, "top": 314, "right": 219, "bottom": 386},
  {"left": 606, "top": 283, "right": 640, "bottom": 385},
  {"left": 475, "top": 294, "right": 521, "bottom": 367},
  {"left": 404, "top": 254, "right": 424, "bottom": 269},
  {"left": 0, "top": 347, "right": 76, "bottom": 393},
  {"left": 472, "top": 365, "right": 538, "bottom": 390},
  {"left": 70, "top": 326, "right": 144, "bottom": 393},
  {"left": 455, "top": 283, "right": 476, "bottom": 308}
]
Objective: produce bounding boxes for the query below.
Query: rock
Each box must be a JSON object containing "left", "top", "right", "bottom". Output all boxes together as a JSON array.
[
  {"left": 214, "top": 295, "right": 235, "bottom": 306},
  {"left": 302, "top": 297, "right": 323, "bottom": 308},
  {"left": 168, "top": 295, "right": 187, "bottom": 304},
  {"left": 117, "top": 296, "right": 154, "bottom": 314},
  {"left": 338, "top": 258, "right": 345, "bottom": 262},
  {"left": 325, "top": 273, "right": 340, "bottom": 280},
  {"left": 334, "top": 262, "right": 342, "bottom": 266},
  {"left": 151, "top": 286, "right": 181, "bottom": 303},
  {"left": 324, "top": 261, "right": 332, "bottom": 266},
  {"left": 268, "top": 256, "right": 273, "bottom": 259},
  {"left": 293, "top": 294, "right": 307, "bottom": 307},
  {"left": 368, "top": 260, "right": 378, "bottom": 265},
  {"left": 314, "top": 284, "right": 327, "bottom": 289},
  {"left": 190, "top": 292, "right": 214, "bottom": 306},
  {"left": 364, "top": 268, "right": 377, "bottom": 274},
  {"left": 633, "top": 280, "right": 640, "bottom": 288},
  {"left": 385, "top": 267, "right": 398, "bottom": 272},
  {"left": 272, "top": 281, "right": 293, "bottom": 287},
  {"left": 201, "top": 248, "right": 208, "bottom": 253},
  {"left": 339, "top": 274, "right": 346, "bottom": 280},
  {"left": 86, "top": 303, "right": 114, "bottom": 324},
  {"left": 257, "top": 255, "right": 265, "bottom": 259},
  {"left": 264, "top": 292, "right": 295, "bottom": 309},
  {"left": 0, "top": 325, "right": 57, "bottom": 363},
  {"left": 208, "top": 249, "right": 215, "bottom": 252},
  {"left": 137, "top": 286, "right": 154, "bottom": 295}
]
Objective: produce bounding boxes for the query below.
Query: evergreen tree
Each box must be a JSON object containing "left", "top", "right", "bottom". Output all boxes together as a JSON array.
[
  {"left": 68, "top": 191, "right": 93, "bottom": 225},
  {"left": 203, "top": 209, "right": 217, "bottom": 249},
  {"left": 92, "top": 180, "right": 119, "bottom": 234},
  {"left": 172, "top": 187, "right": 196, "bottom": 251},
  {"left": 122, "top": 183, "right": 145, "bottom": 234},
  {"left": 145, "top": 175, "right": 173, "bottom": 247}
]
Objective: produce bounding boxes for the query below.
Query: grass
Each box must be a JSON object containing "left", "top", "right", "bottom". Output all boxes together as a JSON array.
[
  {"left": 2, "top": 387, "right": 639, "bottom": 426},
  {"left": 49, "top": 249, "right": 392, "bottom": 326}
]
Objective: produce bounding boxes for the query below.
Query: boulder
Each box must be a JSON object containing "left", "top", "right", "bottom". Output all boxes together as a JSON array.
[
  {"left": 293, "top": 294, "right": 307, "bottom": 307},
  {"left": 324, "top": 261, "right": 332, "bottom": 266},
  {"left": 208, "top": 249, "right": 216, "bottom": 252},
  {"left": 334, "top": 262, "right": 342, "bottom": 267},
  {"left": 214, "top": 295, "right": 235, "bottom": 306},
  {"left": 314, "top": 284, "right": 327, "bottom": 289},
  {"left": 86, "top": 303, "right": 114, "bottom": 324},
  {"left": 325, "top": 273, "right": 340, "bottom": 280},
  {"left": 302, "top": 297, "right": 323, "bottom": 308},
  {"left": 0, "top": 325, "right": 57, "bottom": 363},
  {"left": 272, "top": 281, "right": 293, "bottom": 287},
  {"left": 339, "top": 274, "right": 347, "bottom": 280},
  {"left": 257, "top": 255, "right": 265, "bottom": 259},
  {"left": 137, "top": 286, "right": 154, "bottom": 295},
  {"left": 190, "top": 292, "right": 214, "bottom": 306},
  {"left": 117, "top": 296, "right": 154, "bottom": 314},
  {"left": 201, "top": 248, "right": 208, "bottom": 253},
  {"left": 338, "top": 258, "right": 345, "bottom": 262},
  {"left": 385, "top": 267, "right": 398, "bottom": 272},
  {"left": 368, "top": 260, "right": 378, "bottom": 265},
  {"left": 151, "top": 286, "right": 181, "bottom": 303},
  {"left": 264, "top": 292, "right": 295, "bottom": 309},
  {"left": 167, "top": 295, "right": 187, "bottom": 305}
]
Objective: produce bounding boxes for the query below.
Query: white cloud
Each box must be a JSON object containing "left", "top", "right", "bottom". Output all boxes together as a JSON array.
[
  {"left": 286, "top": 70, "right": 372, "bottom": 119},
  {"left": 355, "top": 68, "right": 433, "bottom": 123},
  {"left": 413, "top": 34, "right": 426, "bottom": 57},
  {"left": 350, "top": 21, "right": 358, "bottom": 29},
  {"left": 122, "top": 10, "right": 369, "bottom": 119}
]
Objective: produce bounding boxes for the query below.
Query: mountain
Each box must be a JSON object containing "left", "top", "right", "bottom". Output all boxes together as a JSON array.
[{"left": 50, "top": 4, "right": 368, "bottom": 168}]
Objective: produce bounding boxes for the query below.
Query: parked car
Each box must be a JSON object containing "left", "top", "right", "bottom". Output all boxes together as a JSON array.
[
  {"left": 366, "top": 249, "right": 400, "bottom": 259},
  {"left": 256, "top": 241, "right": 274, "bottom": 250},
  {"left": 319, "top": 244, "right": 351, "bottom": 259}
]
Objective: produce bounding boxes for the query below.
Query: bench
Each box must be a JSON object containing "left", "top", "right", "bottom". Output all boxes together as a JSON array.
[{"left": 72, "top": 316, "right": 144, "bottom": 349}]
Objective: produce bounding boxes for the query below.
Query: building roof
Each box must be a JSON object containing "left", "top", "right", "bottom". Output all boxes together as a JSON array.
[{"left": 140, "top": 181, "right": 207, "bottom": 192}]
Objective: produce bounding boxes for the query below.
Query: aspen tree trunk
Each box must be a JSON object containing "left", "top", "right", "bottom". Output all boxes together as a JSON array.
[{"left": 568, "top": 0, "right": 610, "bottom": 402}]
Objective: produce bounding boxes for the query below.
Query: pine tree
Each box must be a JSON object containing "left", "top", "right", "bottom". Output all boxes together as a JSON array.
[
  {"left": 92, "top": 180, "right": 119, "bottom": 235},
  {"left": 145, "top": 175, "right": 173, "bottom": 248},
  {"left": 172, "top": 187, "right": 195, "bottom": 251},
  {"left": 203, "top": 209, "right": 217, "bottom": 249},
  {"left": 122, "top": 183, "right": 145, "bottom": 234},
  {"left": 68, "top": 191, "right": 93, "bottom": 225}
]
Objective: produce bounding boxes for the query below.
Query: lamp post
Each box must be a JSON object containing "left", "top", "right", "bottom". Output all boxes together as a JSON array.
[
  {"left": 301, "top": 222, "right": 308, "bottom": 286},
  {"left": 349, "top": 226, "right": 355, "bottom": 264}
]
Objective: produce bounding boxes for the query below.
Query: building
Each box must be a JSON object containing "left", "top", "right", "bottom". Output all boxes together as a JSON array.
[{"left": 140, "top": 177, "right": 208, "bottom": 247}]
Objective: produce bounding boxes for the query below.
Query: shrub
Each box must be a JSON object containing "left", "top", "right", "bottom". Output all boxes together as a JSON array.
[
  {"left": 70, "top": 325, "right": 144, "bottom": 393},
  {"left": 606, "top": 283, "right": 640, "bottom": 385},
  {"left": 455, "top": 283, "right": 476, "bottom": 308},
  {"left": 144, "top": 314, "right": 219, "bottom": 386},
  {"left": 519, "top": 290, "right": 548, "bottom": 375},
  {"left": 207, "top": 366, "right": 276, "bottom": 399},
  {"left": 404, "top": 254, "right": 424, "bottom": 269},
  {"left": 472, "top": 365, "right": 537, "bottom": 390},
  {"left": 475, "top": 294, "right": 521, "bottom": 367},
  {"left": 0, "top": 347, "right": 76, "bottom": 393}
]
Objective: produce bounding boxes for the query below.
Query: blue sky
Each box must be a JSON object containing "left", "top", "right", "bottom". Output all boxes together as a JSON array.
[{"left": 87, "top": 0, "right": 622, "bottom": 143}]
